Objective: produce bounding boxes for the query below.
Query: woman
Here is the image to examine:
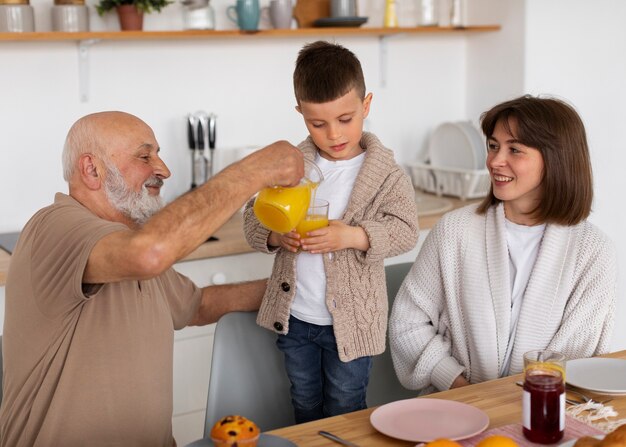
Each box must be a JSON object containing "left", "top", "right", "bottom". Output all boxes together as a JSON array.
[{"left": 389, "top": 95, "right": 617, "bottom": 394}]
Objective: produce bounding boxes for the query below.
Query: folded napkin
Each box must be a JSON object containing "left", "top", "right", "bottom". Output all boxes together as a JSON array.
[{"left": 566, "top": 401, "right": 626, "bottom": 434}]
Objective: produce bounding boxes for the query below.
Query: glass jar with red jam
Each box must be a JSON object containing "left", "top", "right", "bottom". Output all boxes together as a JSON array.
[{"left": 522, "top": 350, "right": 566, "bottom": 444}]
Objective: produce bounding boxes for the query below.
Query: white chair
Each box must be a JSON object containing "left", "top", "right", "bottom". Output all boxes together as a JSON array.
[
  {"left": 185, "top": 311, "right": 295, "bottom": 446},
  {"left": 366, "top": 262, "right": 417, "bottom": 407}
]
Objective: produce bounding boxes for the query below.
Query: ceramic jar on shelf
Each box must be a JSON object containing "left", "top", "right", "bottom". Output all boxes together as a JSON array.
[
  {"left": 0, "top": 0, "right": 35, "bottom": 32},
  {"left": 52, "top": 0, "right": 89, "bottom": 32}
]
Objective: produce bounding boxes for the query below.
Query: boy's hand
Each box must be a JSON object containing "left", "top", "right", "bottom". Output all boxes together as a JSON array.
[
  {"left": 300, "top": 220, "right": 370, "bottom": 253},
  {"left": 268, "top": 230, "right": 301, "bottom": 253}
]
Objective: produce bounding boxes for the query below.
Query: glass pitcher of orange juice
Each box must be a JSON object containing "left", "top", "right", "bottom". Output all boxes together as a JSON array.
[{"left": 253, "top": 159, "right": 323, "bottom": 234}]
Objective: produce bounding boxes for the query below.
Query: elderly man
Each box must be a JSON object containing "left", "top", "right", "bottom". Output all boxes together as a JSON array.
[{"left": 0, "top": 111, "right": 304, "bottom": 447}]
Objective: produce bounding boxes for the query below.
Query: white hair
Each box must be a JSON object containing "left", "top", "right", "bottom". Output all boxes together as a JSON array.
[
  {"left": 62, "top": 115, "right": 103, "bottom": 182},
  {"left": 103, "top": 160, "right": 164, "bottom": 225}
]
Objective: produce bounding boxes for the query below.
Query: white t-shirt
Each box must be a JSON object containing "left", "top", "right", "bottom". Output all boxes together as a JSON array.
[
  {"left": 500, "top": 218, "right": 546, "bottom": 376},
  {"left": 290, "top": 152, "right": 365, "bottom": 325}
]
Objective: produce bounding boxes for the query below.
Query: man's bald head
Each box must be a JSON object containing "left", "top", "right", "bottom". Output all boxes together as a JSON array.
[{"left": 62, "top": 111, "right": 149, "bottom": 182}]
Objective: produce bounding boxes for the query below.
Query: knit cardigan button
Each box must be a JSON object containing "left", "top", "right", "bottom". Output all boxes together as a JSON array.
[
  {"left": 273, "top": 322, "right": 284, "bottom": 331},
  {"left": 280, "top": 282, "right": 290, "bottom": 292}
]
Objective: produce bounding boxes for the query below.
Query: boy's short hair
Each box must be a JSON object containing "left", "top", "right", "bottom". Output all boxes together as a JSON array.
[
  {"left": 293, "top": 40, "right": 366, "bottom": 104},
  {"left": 477, "top": 95, "right": 593, "bottom": 225}
]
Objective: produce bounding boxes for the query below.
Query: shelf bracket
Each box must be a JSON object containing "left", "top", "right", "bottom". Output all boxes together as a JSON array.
[
  {"left": 378, "top": 33, "right": 402, "bottom": 89},
  {"left": 379, "top": 35, "right": 388, "bottom": 89},
  {"left": 77, "top": 39, "right": 100, "bottom": 103}
]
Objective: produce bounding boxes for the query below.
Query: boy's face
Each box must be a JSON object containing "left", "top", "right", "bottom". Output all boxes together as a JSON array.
[{"left": 297, "top": 88, "right": 372, "bottom": 161}]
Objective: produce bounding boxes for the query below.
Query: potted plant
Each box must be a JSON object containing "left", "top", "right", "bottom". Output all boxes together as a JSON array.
[{"left": 95, "top": 0, "right": 173, "bottom": 31}]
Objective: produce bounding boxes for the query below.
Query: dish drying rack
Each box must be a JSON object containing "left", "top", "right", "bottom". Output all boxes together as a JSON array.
[{"left": 408, "top": 161, "right": 491, "bottom": 201}]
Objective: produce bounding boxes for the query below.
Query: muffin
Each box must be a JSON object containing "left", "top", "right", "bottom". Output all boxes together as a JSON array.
[{"left": 210, "top": 415, "right": 260, "bottom": 447}]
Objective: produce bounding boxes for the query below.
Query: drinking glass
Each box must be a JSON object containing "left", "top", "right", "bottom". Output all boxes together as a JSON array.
[
  {"left": 295, "top": 199, "right": 329, "bottom": 239},
  {"left": 522, "top": 350, "right": 566, "bottom": 444}
]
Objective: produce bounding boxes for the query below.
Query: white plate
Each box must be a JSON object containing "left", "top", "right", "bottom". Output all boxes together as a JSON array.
[
  {"left": 566, "top": 358, "right": 626, "bottom": 395},
  {"left": 559, "top": 435, "right": 603, "bottom": 446},
  {"left": 369, "top": 398, "right": 489, "bottom": 442},
  {"left": 428, "top": 121, "right": 486, "bottom": 170}
]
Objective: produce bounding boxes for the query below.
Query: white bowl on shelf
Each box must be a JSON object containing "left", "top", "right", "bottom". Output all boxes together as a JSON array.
[{"left": 428, "top": 121, "right": 486, "bottom": 170}]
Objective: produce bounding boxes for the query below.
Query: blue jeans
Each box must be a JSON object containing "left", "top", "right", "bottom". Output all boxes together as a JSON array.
[{"left": 276, "top": 315, "right": 373, "bottom": 423}]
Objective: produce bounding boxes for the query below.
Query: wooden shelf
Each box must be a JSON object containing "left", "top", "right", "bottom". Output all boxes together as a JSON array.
[{"left": 0, "top": 25, "right": 500, "bottom": 42}]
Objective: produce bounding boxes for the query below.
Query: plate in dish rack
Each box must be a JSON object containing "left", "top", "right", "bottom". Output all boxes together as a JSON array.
[
  {"left": 428, "top": 121, "right": 486, "bottom": 170},
  {"left": 370, "top": 398, "right": 489, "bottom": 442}
]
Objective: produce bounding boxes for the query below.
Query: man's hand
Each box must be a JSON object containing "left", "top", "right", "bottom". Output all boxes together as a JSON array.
[
  {"left": 240, "top": 141, "right": 305, "bottom": 189},
  {"left": 299, "top": 220, "right": 370, "bottom": 254}
]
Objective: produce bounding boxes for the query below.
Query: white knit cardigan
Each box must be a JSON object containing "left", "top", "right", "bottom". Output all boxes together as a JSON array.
[{"left": 389, "top": 202, "right": 617, "bottom": 394}]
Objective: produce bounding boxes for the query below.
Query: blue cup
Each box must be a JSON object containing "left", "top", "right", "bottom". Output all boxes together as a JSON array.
[{"left": 227, "top": 0, "right": 260, "bottom": 31}]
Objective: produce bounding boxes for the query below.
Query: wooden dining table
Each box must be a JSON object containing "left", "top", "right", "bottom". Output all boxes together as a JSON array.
[{"left": 267, "top": 350, "right": 626, "bottom": 446}]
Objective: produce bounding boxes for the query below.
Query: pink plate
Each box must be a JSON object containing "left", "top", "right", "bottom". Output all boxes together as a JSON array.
[{"left": 370, "top": 398, "right": 490, "bottom": 442}]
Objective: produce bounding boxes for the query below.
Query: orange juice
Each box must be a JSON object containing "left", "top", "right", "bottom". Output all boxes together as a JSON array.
[
  {"left": 296, "top": 214, "right": 329, "bottom": 238},
  {"left": 253, "top": 183, "right": 312, "bottom": 233}
]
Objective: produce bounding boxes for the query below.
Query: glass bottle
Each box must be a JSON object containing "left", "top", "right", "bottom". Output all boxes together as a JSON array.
[
  {"left": 522, "top": 350, "right": 566, "bottom": 444},
  {"left": 383, "top": 0, "right": 398, "bottom": 28}
]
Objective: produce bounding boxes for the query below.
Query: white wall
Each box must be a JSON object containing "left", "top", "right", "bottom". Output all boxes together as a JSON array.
[
  {"left": 463, "top": 0, "right": 626, "bottom": 351},
  {"left": 1, "top": 0, "right": 623, "bottom": 359},
  {"left": 522, "top": 0, "right": 626, "bottom": 351},
  {"left": 0, "top": 0, "right": 471, "bottom": 232}
]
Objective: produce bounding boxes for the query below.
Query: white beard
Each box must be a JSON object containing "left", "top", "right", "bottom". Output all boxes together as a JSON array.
[{"left": 104, "top": 162, "right": 164, "bottom": 225}]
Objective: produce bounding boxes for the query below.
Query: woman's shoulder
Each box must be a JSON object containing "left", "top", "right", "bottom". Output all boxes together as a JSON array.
[
  {"left": 435, "top": 202, "right": 483, "bottom": 231},
  {"left": 568, "top": 219, "right": 616, "bottom": 257}
]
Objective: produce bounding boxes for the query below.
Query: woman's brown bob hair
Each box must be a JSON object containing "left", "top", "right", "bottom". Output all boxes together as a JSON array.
[{"left": 477, "top": 95, "right": 593, "bottom": 225}]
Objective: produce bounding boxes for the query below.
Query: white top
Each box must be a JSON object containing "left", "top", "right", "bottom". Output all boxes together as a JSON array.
[
  {"left": 500, "top": 218, "right": 545, "bottom": 376},
  {"left": 290, "top": 152, "right": 365, "bottom": 325},
  {"left": 389, "top": 203, "right": 616, "bottom": 394}
]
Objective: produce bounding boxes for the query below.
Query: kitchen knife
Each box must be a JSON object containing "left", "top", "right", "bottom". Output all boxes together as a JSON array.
[
  {"left": 208, "top": 113, "right": 217, "bottom": 177},
  {"left": 197, "top": 113, "right": 210, "bottom": 184},
  {"left": 187, "top": 114, "right": 198, "bottom": 189}
]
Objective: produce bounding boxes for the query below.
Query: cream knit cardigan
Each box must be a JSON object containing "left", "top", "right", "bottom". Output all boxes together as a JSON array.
[
  {"left": 390, "top": 202, "right": 616, "bottom": 394},
  {"left": 243, "top": 132, "right": 420, "bottom": 362}
]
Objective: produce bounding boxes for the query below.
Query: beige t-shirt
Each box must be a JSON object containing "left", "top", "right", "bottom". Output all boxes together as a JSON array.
[{"left": 0, "top": 193, "right": 202, "bottom": 447}]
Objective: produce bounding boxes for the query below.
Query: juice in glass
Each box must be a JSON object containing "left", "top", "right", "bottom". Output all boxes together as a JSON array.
[
  {"left": 296, "top": 199, "right": 329, "bottom": 238},
  {"left": 522, "top": 350, "right": 566, "bottom": 444}
]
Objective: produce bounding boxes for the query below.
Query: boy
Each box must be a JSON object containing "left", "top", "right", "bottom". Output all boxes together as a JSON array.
[{"left": 243, "top": 41, "right": 419, "bottom": 422}]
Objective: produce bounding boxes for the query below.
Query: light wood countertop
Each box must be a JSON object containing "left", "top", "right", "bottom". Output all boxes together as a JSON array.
[{"left": 0, "top": 194, "right": 479, "bottom": 286}]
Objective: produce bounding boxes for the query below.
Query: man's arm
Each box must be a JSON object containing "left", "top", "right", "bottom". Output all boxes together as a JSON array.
[
  {"left": 84, "top": 142, "right": 303, "bottom": 284},
  {"left": 188, "top": 279, "right": 268, "bottom": 326}
]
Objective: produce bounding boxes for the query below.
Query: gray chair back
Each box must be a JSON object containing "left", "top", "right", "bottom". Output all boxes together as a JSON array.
[
  {"left": 203, "top": 311, "right": 295, "bottom": 435},
  {"left": 366, "top": 262, "right": 416, "bottom": 407}
]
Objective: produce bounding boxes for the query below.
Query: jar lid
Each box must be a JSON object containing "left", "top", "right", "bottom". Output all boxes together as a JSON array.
[{"left": 0, "top": 0, "right": 30, "bottom": 5}]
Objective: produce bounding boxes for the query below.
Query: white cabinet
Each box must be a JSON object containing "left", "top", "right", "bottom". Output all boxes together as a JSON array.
[{"left": 171, "top": 251, "right": 274, "bottom": 445}]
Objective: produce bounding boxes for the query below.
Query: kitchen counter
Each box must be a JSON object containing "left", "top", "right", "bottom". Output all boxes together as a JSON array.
[{"left": 0, "top": 193, "right": 480, "bottom": 286}]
